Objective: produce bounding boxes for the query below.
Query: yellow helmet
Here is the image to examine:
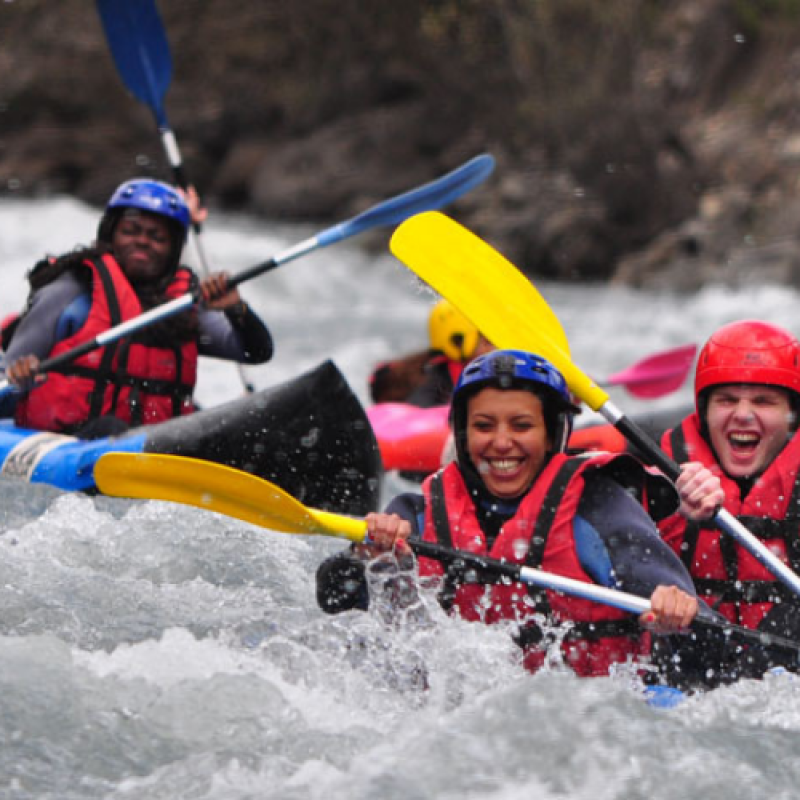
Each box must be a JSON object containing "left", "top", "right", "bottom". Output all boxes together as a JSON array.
[{"left": 428, "top": 299, "right": 480, "bottom": 362}]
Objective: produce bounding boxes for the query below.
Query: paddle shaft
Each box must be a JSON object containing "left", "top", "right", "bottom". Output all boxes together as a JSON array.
[
  {"left": 599, "top": 399, "right": 800, "bottom": 597},
  {"left": 0, "top": 157, "right": 493, "bottom": 395},
  {"left": 224, "top": 213, "right": 397, "bottom": 287},
  {"left": 92, "top": 0, "right": 260, "bottom": 392},
  {"left": 388, "top": 212, "right": 800, "bottom": 601},
  {"left": 96, "top": 1, "right": 200, "bottom": 224},
  {"left": 92, "top": 451, "right": 800, "bottom": 664},
  {"left": 0, "top": 294, "right": 195, "bottom": 395},
  {"left": 408, "top": 537, "right": 800, "bottom": 663},
  {"left": 228, "top": 237, "right": 319, "bottom": 288}
]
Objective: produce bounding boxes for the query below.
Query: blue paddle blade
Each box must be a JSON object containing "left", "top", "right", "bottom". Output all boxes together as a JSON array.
[
  {"left": 96, "top": 0, "right": 172, "bottom": 126},
  {"left": 316, "top": 154, "right": 495, "bottom": 247}
]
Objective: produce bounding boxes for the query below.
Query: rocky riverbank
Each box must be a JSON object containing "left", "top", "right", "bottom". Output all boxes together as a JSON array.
[{"left": 3, "top": 0, "right": 800, "bottom": 290}]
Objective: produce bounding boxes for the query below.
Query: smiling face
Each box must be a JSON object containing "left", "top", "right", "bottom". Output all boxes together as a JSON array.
[
  {"left": 705, "top": 384, "right": 793, "bottom": 478},
  {"left": 465, "top": 387, "right": 552, "bottom": 498},
  {"left": 111, "top": 209, "right": 174, "bottom": 284}
]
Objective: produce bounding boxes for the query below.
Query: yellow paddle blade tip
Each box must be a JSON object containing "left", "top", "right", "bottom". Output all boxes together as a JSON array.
[
  {"left": 389, "top": 212, "right": 617, "bottom": 411},
  {"left": 94, "top": 453, "right": 367, "bottom": 543}
]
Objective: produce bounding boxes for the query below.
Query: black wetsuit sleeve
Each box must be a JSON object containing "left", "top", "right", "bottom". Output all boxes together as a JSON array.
[
  {"left": 4, "top": 273, "right": 84, "bottom": 364},
  {"left": 197, "top": 305, "right": 274, "bottom": 364},
  {"left": 315, "top": 493, "right": 424, "bottom": 614},
  {"left": 315, "top": 552, "right": 370, "bottom": 614},
  {"left": 578, "top": 473, "right": 697, "bottom": 599}
]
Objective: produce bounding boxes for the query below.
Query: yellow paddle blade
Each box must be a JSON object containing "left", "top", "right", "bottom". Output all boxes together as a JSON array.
[
  {"left": 94, "top": 453, "right": 367, "bottom": 543},
  {"left": 390, "top": 212, "right": 610, "bottom": 412},
  {"left": 393, "top": 210, "right": 570, "bottom": 357}
]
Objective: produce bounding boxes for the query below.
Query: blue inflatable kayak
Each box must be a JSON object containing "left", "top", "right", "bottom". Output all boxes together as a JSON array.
[{"left": 0, "top": 360, "right": 382, "bottom": 515}]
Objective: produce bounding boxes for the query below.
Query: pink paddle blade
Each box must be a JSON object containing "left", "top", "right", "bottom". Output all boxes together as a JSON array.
[{"left": 604, "top": 343, "right": 698, "bottom": 398}]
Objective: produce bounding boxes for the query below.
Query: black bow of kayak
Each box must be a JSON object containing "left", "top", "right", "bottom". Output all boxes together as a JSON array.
[{"left": 140, "top": 360, "right": 383, "bottom": 516}]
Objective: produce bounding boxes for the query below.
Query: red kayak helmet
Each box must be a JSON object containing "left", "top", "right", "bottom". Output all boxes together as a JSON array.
[{"left": 695, "top": 320, "right": 800, "bottom": 417}]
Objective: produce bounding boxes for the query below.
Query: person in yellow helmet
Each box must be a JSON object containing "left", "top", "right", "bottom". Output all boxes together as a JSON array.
[
  {"left": 428, "top": 298, "right": 482, "bottom": 363},
  {"left": 369, "top": 299, "right": 493, "bottom": 407}
]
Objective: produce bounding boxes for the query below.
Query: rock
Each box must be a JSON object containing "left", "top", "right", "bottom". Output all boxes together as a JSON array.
[{"left": 4, "top": 1, "right": 800, "bottom": 288}]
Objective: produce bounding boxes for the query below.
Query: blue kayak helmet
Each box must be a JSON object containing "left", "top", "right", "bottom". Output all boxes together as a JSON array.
[
  {"left": 106, "top": 179, "right": 191, "bottom": 234},
  {"left": 97, "top": 179, "right": 191, "bottom": 275},
  {"left": 450, "top": 350, "right": 579, "bottom": 466}
]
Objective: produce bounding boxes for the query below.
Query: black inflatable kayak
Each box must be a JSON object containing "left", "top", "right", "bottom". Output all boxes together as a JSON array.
[{"left": 0, "top": 360, "right": 382, "bottom": 515}]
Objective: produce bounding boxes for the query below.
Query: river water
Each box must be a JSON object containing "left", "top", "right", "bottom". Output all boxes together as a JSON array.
[{"left": 2, "top": 196, "right": 800, "bottom": 799}]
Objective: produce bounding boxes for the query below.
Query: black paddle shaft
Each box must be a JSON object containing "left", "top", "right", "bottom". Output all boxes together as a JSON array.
[
  {"left": 616, "top": 415, "right": 681, "bottom": 481},
  {"left": 228, "top": 258, "right": 279, "bottom": 289},
  {"left": 36, "top": 338, "right": 108, "bottom": 376},
  {"left": 410, "top": 538, "right": 800, "bottom": 664},
  {"left": 410, "top": 538, "right": 519, "bottom": 583}
]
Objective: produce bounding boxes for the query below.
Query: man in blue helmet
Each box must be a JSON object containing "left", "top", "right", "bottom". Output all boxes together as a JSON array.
[
  {"left": 317, "top": 348, "right": 702, "bottom": 679},
  {"left": 3, "top": 179, "right": 273, "bottom": 437}
]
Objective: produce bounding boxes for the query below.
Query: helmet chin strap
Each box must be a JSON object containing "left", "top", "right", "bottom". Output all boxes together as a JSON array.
[
  {"left": 789, "top": 397, "right": 800, "bottom": 433},
  {"left": 553, "top": 411, "right": 574, "bottom": 453}
]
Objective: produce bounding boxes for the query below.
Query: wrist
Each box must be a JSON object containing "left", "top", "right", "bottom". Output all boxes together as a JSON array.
[{"left": 226, "top": 300, "right": 248, "bottom": 322}]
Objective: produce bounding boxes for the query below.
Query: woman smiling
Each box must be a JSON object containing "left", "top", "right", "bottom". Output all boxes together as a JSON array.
[{"left": 317, "top": 349, "right": 700, "bottom": 678}]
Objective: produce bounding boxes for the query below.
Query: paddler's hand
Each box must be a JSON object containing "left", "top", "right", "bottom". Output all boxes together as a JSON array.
[
  {"left": 6, "top": 354, "right": 44, "bottom": 391},
  {"left": 676, "top": 461, "right": 724, "bottom": 521},
  {"left": 200, "top": 272, "right": 242, "bottom": 311},
  {"left": 178, "top": 185, "right": 208, "bottom": 226},
  {"left": 640, "top": 585, "right": 698, "bottom": 634},
  {"left": 356, "top": 512, "right": 413, "bottom": 559}
]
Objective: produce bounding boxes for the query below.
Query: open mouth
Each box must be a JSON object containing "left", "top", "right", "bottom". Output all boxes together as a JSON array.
[
  {"left": 723, "top": 431, "right": 765, "bottom": 469},
  {"left": 728, "top": 431, "right": 760, "bottom": 454},
  {"left": 481, "top": 457, "right": 524, "bottom": 476}
]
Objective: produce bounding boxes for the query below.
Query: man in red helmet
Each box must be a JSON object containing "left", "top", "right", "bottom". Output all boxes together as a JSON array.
[{"left": 656, "top": 319, "right": 800, "bottom": 688}]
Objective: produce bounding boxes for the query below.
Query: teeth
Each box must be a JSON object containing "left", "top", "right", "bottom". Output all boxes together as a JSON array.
[
  {"left": 730, "top": 433, "right": 759, "bottom": 445},
  {"left": 490, "top": 459, "right": 519, "bottom": 473}
]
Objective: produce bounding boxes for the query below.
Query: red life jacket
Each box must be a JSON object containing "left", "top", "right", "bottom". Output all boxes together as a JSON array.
[
  {"left": 15, "top": 254, "right": 198, "bottom": 433},
  {"left": 439, "top": 354, "right": 465, "bottom": 388},
  {"left": 660, "top": 414, "right": 800, "bottom": 628},
  {"left": 419, "top": 455, "right": 651, "bottom": 677}
]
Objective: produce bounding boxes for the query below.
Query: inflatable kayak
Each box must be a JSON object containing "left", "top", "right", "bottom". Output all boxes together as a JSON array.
[
  {"left": 367, "top": 401, "right": 692, "bottom": 476},
  {"left": 367, "top": 403, "right": 450, "bottom": 474},
  {"left": 0, "top": 360, "right": 382, "bottom": 515}
]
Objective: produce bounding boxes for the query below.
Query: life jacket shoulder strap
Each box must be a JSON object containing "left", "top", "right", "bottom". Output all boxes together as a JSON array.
[
  {"left": 669, "top": 424, "right": 691, "bottom": 464},
  {"left": 77, "top": 256, "right": 124, "bottom": 421},
  {"left": 524, "top": 455, "right": 589, "bottom": 569},
  {"left": 429, "top": 471, "right": 452, "bottom": 548}
]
